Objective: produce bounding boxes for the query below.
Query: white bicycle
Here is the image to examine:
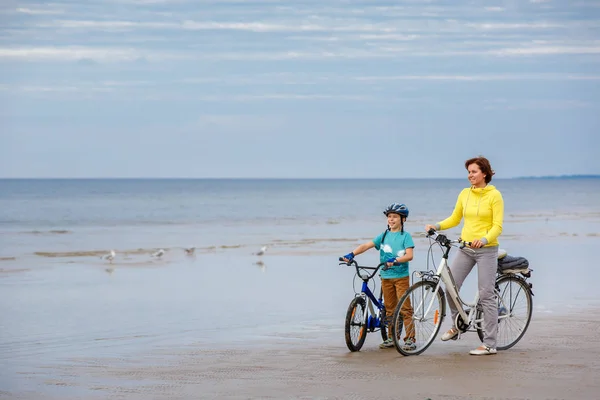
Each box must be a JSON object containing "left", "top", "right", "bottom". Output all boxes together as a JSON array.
[{"left": 390, "top": 229, "right": 534, "bottom": 356}]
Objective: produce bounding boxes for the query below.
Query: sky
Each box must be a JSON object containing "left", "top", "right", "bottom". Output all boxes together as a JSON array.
[{"left": 1, "top": 0, "right": 599, "bottom": 179}]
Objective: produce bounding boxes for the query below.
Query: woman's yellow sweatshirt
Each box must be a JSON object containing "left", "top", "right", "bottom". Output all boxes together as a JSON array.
[{"left": 437, "top": 185, "right": 504, "bottom": 247}]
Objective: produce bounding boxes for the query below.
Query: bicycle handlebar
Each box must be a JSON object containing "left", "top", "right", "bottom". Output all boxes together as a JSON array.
[
  {"left": 426, "top": 228, "right": 472, "bottom": 249},
  {"left": 338, "top": 259, "right": 388, "bottom": 281}
]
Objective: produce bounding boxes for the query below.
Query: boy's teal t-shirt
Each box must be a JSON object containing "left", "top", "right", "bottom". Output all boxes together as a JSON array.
[{"left": 373, "top": 230, "right": 415, "bottom": 279}]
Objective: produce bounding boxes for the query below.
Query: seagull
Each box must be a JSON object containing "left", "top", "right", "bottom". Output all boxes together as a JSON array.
[
  {"left": 101, "top": 250, "right": 115, "bottom": 263},
  {"left": 151, "top": 249, "right": 165, "bottom": 258},
  {"left": 255, "top": 246, "right": 267, "bottom": 256},
  {"left": 184, "top": 247, "right": 196, "bottom": 255}
]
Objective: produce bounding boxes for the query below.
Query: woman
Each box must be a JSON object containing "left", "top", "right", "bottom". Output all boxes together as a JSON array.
[{"left": 425, "top": 156, "right": 504, "bottom": 356}]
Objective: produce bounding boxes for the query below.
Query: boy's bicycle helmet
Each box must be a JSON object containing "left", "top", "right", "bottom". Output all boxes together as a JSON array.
[{"left": 383, "top": 203, "right": 409, "bottom": 218}]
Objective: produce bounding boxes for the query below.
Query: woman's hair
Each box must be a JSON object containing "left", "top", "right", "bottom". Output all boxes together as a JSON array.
[{"left": 464, "top": 156, "right": 495, "bottom": 184}]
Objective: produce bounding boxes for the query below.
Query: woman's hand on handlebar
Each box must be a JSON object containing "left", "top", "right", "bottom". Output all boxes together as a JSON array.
[
  {"left": 470, "top": 239, "right": 485, "bottom": 248},
  {"left": 425, "top": 224, "right": 437, "bottom": 235}
]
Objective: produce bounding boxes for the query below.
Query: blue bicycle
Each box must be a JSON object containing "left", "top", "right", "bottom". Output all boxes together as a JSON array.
[{"left": 339, "top": 259, "right": 388, "bottom": 352}]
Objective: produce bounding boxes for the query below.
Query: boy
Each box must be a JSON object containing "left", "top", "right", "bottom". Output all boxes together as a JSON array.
[{"left": 341, "top": 202, "right": 415, "bottom": 350}]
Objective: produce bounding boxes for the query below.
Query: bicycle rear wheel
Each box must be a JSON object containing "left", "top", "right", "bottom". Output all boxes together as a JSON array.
[
  {"left": 345, "top": 297, "right": 368, "bottom": 352},
  {"left": 391, "top": 280, "right": 445, "bottom": 356},
  {"left": 476, "top": 275, "right": 533, "bottom": 350}
]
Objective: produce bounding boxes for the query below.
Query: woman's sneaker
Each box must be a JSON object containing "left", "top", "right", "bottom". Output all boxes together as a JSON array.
[
  {"left": 379, "top": 338, "right": 394, "bottom": 349},
  {"left": 469, "top": 345, "right": 497, "bottom": 355},
  {"left": 441, "top": 327, "right": 459, "bottom": 341}
]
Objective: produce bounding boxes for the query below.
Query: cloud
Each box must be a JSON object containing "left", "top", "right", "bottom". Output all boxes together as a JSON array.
[
  {"left": 205, "top": 50, "right": 394, "bottom": 60},
  {"left": 2, "top": 1, "right": 599, "bottom": 70},
  {"left": 227, "top": 94, "right": 371, "bottom": 101},
  {"left": 355, "top": 34, "right": 421, "bottom": 41},
  {"left": 354, "top": 74, "right": 600, "bottom": 82},
  {"left": 465, "top": 22, "right": 564, "bottom": 30},
  {"left": 5, "top": 81, "right": 374, "bottom": 102},
  {"left": 484, "top": 99, "right": 595, "bottom": 110},
  {"left": 3, "top": 39, "right": 600, "bottom": 63},
  {"left": 7, "top": 73, "right": 598, "bottom": 100},
  {"left": 143, "top": 93, "right": 374, "bottom": 102},
  {"left": 0, "top": 47, "right": 354, "bottom": 63},
  {"left": 0, "top": 46, "right": 186, "bottom": 62},
  {"left": 3, "top": 42, "right": 600, "bottom": 64},
  {"left": 20, "top": 85, "right": 113, "bottom": 93},
  {"left": 490, "top": 46, "right": 600, "bottom": 56},
  {"left": 46, "top": 19, "right": 397, "bottom": 33},
  {"left": 51, "top": 20, "right": 174, "bottom": 30},
  {"left": 101, "top": 80, "right": 154, "bottom": 87},
  {"left": 181, "top": 20, "right": 327, "bottom": 32},
  {"left": 16, "top": 7, "right": 64, "bottom": 15},
  {"left": 193, "top": 114, "right": 285, "bottom": 132},
  {"left": 35, "top": 17, "right": 577, "bottom": 35}
]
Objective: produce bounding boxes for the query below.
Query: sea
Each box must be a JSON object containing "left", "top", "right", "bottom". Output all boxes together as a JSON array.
[{"left": 1, "top": 177, "right": 599, "bottom": 396}]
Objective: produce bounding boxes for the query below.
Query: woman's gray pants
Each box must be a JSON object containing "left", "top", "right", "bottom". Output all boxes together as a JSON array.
[{"left": 447, "top": 246, "right": 498, "bottom": 348}]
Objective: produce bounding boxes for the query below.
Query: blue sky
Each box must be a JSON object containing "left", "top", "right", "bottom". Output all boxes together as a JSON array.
[{"left": 1, "top": 0, "right": 599, "bottom": 178}]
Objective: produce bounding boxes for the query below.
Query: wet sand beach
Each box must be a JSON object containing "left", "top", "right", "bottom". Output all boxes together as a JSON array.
[{"left": 3, "top": 309, "right": 599, "bottom": 400}]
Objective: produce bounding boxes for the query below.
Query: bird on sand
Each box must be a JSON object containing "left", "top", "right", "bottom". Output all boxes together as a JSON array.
[
  {"left": 101, "top": 250, "right": 116, "bottom": 263},
  {"left": 254, "top": 246, "right": 267, "bottom": 256},
  {"left": 151, "top": 249, "right": 165, "bottom": 258}
]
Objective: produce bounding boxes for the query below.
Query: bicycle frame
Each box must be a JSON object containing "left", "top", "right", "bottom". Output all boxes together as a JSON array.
[
  {"left": 432, "top": 256, "right": 479, "bottom": 327},
  {"left": 419, "top": 232, "right": 516, "bottom": 331},
  {"left": 343, "top": 260, "right": 388, "bottom": 331},
  {"left": 359, "top": 281, "right": 386, "bottom": 330},
  {"left": 390, "top": 230, "right": 535, "bottom": 355}
]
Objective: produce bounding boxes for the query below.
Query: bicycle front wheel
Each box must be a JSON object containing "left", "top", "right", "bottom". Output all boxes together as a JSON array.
[
  {"left": 391, "top": 280, "right": 445, "bottom": 356},
  {"left": 345, "top": 297, "right": 368, "bottom": 352},
  {"left": 476, "top": 275, "right": 533, "bottom": 350}
]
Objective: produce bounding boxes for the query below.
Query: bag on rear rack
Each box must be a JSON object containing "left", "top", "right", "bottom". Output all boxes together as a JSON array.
[{"left": 498, "top": 255, "right": 530, "bottom": 275}]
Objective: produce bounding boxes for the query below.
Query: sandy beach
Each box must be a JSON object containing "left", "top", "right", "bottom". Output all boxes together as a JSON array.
[{"left": 4, "top": 309, "right": 599, "bottom": 400}]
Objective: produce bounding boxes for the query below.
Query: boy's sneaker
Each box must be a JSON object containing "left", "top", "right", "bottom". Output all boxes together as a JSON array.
[
  {"left": 441, "top": 327, "right": 459, "bottom": 341},
  {"left": 402, "top": 338, "right": 416, "bottom": 351},
  {"left": 379, "top": 338, "right": 394, "bottom": 349},
  {"left": 469, "top": 345, "right": 497, "bottom": 355}
]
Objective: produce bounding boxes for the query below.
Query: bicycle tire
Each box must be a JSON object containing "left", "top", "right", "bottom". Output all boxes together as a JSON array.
[
  {"left": 379, "top": 304, "right": 389, "bottom": 342},
  {"left": 344, "top": 297, "right": 368, "bottom": 352},
  {"left": 391, "top": 280, "right": 445, "bottom": 356},
  {"left": 476, "top": 275, "right": 533, "bottom": 350}
]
